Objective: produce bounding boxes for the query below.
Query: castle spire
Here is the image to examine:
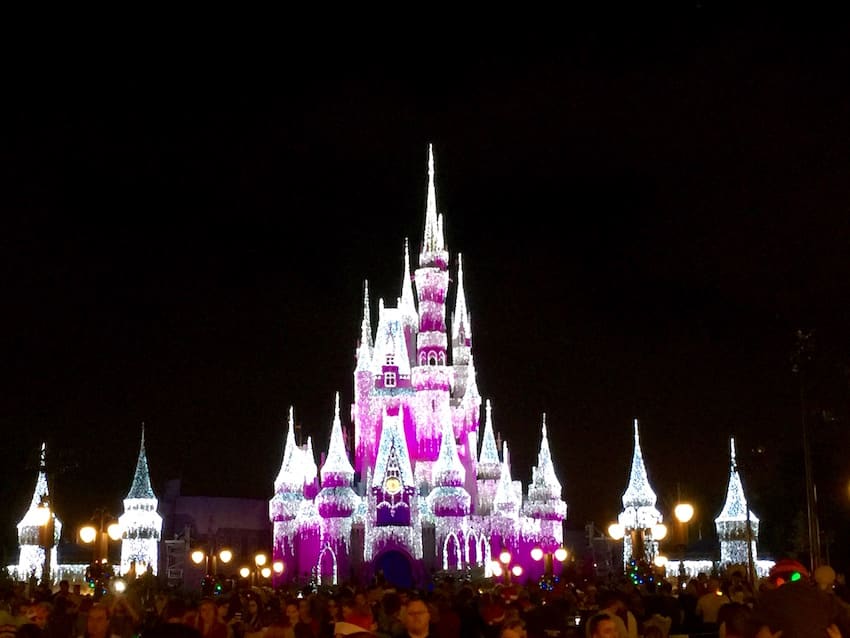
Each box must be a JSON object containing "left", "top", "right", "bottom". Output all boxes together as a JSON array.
[
  {"left": 716, "top": 437, "right": 759, "bottom": 524},
  {"left": 477, "top": 399, "right": 501, "bottom": 479},
  {"left": 356, "top": 281, "right": 373, "bottom": 370},
  {"left": 494, "top": 441, "right": 519, "bottom": 515},
  {"left": 274, "top": 407, "right": 301, "bottom": 492},
  {"left": 400, "top": 238, "right": 417, "bottom": 316},
  {"left": 622, "top": 418, "right": 658, "bottom": 509},
  {"left": 322, "top": 392, "right": 355, "bottom": 481},
  {"left": 532, "top": 413, "right": 562, "bottom": 496},
  {"left": 421, "top": 144, "right": 446, "bottom": 261},
  {"left": 126, "top": 424, "right": 155, "bottom": 499}
]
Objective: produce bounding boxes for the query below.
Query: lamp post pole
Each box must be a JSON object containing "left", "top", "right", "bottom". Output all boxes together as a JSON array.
[{"left": 36, "top": 498, "right": 54, "bottom": 588}]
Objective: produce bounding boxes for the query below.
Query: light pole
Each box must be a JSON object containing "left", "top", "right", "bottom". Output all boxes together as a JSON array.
[
  {"left": 33, "top": 497, "right": 55, "bottom": 588},
  {"left": 530, "top": 545, "right": 568, "bottom": 588},
  {"left": 490, "top": 549, "right": 523, "bottom": 586},
  {"left": 239, "top": 553, "right": 272, "bottom": 588},
  {"left": 79, "top": 509, "right": 122, "bottom": 600},
  {"left": 191, "top": 546, "right": 233, "bottom": 595},
  {"left": 608, "top": 521, "right": 667, "bottom": 585}
]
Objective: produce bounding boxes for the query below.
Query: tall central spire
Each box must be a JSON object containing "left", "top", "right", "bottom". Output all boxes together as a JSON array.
[
  {"left": 420, "top": 144, "right": 446, "bottom": 262},
  {"left": 127, "top": 424, "right": 155, "bottom": 499},
  {"left": 716, "top": 437, "right": 759, "bottom": 523}
]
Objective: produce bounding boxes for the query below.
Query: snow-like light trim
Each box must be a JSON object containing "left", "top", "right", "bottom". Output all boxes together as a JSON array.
[
  {"left": 433, "top": 416, "right": 465, "bottom": 486},
  {"left": 529, "top": 413, "right": 562, "bottom": 497},
  {"left": 17, "top": 443, "right": 62, "bottom": 584},
  {"left": 126, "top": 425, "right": 155, "bottom": 499},
  {"left": 494, "top": 442, "right": 520, "bottom": 515},
  {"left": 322, "top": 392, "right": 355, "bottom": 480},
  {"left": 452, "top": 254, "right": 471, "bottom": 347},
  {"left": 371, "top": 308, "right": 412, "bottom": 378},
  {"left": 715, "top": 437, "right": 760, "bottom": 524},
  {"left": 715, "top": 437, "right": 760, "bottom": 568},
  {"left": 274, "top": 408, "right": 302, "bottom": 493},
  {"left": 400, "top": 238, "right": 418, "bottom": 324},
  {"left": 622, "top": 418, "right": 658, "bottom": 509},
  {"left": 422, "top": 144, "right": 445, "bottom": 256},
  {"left": 372, "top": 408, "right": 414, "bottom": 487},
  {"left": 477, "top": 400, "right": 501, "bottom": 479}
]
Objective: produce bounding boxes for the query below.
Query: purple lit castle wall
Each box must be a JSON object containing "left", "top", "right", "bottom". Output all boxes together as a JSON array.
[{"left": 269, "top": 146, "right": 567, "bottom": 587}]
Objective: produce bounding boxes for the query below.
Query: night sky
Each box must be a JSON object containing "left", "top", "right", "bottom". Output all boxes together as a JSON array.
[{"left": 3, "top": 20, "right": 850, "bottom": 568}]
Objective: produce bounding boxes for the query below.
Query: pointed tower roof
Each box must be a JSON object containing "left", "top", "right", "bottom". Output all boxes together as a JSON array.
[
  {"left": 420, "top": 144, "right": 446, "bottom": 262},
  {"left": 622, "top": 418, "right": 658, "bottom": 509},
  {"left": 356, "top": 281, "right": 373, "bottom": 371},
  {"left": 370, "top": 307, "right": 412, "bottom": 377},
  {"left": 28, "top": 442, "right": 49, "bottom": 510},
  {"left": 126, "top": 425, "right": 156, "bottom": 499},
  {"left": 321, "top": 392, "right": 355, "bottom": 480},
  {"left": 302, "top": 436, "right": 318, "bottom": 483},
  {"left": 400, "top": 238, "right": 418, "bottom": 321},
  {"left": 494, "top": 441, "right": 519, "bottom": 514},
  {"left": 477, "top": 400, "right": 501, "bottom": 478},
  {"left": 433, "top": 418, "right": 465, "bottom": 487},
  {"left": 452, "top": 254, "right": 471, "bottom": 343},
  {"left": 715, "top": 437, "right": 759, "bottom": 524},
  {"left": 18, "top": 443, "right": 62, "bottom": 536},
  {"left": 530, "top": 414, "right": 562, "bottom": 497},
  {"left": 274, "top": 407, "right": 302, "bottom": 493},
  {"left": 463, "top": 352, "right": 481, "bottom": 404}
]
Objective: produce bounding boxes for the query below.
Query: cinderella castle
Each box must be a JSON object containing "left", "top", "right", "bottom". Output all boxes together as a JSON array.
[{"left": 268, "top": 146, "right": 568, "bottom": 586}]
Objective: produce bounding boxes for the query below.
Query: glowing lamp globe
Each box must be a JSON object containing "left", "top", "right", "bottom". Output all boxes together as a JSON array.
[
  {"left": 273, "top": 561, "right": 284, "bottom": 574},
  {"left": 112, "top": 578, "right": 127, "bottom": 593},
  {"left": 531, "top": 547, "right": 544, "bottom": 561},
  {"left": 653, "top": 555, "right": 668, "bottom": 568},
  {"left": 239, "top": 567, "right": 250, "bottom": 578},
  {"left": 254, "top": 553, "right": 267, "bottom": 567},
  {"left": 79, "top": 526, "right": 97, "bottom": 544},
  {"left": 490, "top": 561, "right": 503, "bottom": 577},
  {"left": 511, "top": 565, "right": 523, "bottom": 577},
  {"left": 499, "top": 549, "right": 512, "bottom": 565},
  {"left": 554, "top": 547, "right": 568, "bottom": 562},
  {"left": 191, "top": 550, "right": 205, "bottom": 565},
  {"left": 651, "top": 524, "right": 668, "bottom": 540},
  {"left": 261, "top": 567, "right": 271, "bottom": 578},
  {"left": 608, "top": 523, "right": 625, "bottom": 540},
  {"left": 34, "top": 505, "right": 51, "bottom": 526},
  {"left": 107, "top": 523, "right": 122, "bottom": 541},
  {"left": 219, "top": 550, "right": 233, "bottom": 564},
  {"left": 674, "top": 503, "right": 694, "bottom": 523}
]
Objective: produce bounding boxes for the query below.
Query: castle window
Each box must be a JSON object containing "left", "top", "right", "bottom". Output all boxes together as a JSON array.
[
  {"left": 438, "top": 352, "right": 445, "bottom": 365},
  {"left": 384, "top": 372, "right": 397, "bottom": 387},
  {"left": 386, "top": 354, "right": 395, "bottom": 366},
  {"left": 419, "top": 352, "right": 426, "bottom": 366},
  {"left": 428, "top": 352, "right": 437, "bottom": 366}
]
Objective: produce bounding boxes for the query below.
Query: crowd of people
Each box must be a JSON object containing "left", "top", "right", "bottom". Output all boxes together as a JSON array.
[{"left": 1, "top": 562, "right": 850, "bottom": 638}]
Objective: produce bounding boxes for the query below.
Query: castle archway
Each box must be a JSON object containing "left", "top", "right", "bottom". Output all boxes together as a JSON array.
[{"left": 375, "top": 550, "right": 413, "bottom": 589}]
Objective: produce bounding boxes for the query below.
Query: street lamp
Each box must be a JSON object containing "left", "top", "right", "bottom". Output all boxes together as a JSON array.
[
  {"left": 33, "top": 497, "right": 55, "bottom": 588},
  {"left": 79, "top": 509, "right": 121, "bottom": 600},
  {"left": 530, "top": 545, "right": 568, "bottom": 588},
  {"left": 191, "top": 547, "right": 233, "bottom": 595},
  {"left": 490, "top": 548, "right": 522, "bottom": 585},
  {"left": 238, "top": 553, "right": 272, "bottom": 587},
  {"left": 608, "top": 520, "right": 667, "bottom": 585}
]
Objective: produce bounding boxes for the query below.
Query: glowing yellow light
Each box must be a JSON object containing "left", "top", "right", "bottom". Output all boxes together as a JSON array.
[
  {"left": 112, "top": 578, "right": 127, "bottom": 593},
  {"left": 79, "top": 526, "right": 97, "bottom": 544},
  {"left": 107, "top": 523, "right": 122, "bottom": 541},
  {"left": 490, "top": 561, "right": 503, "bottom": 577},
  {"left": 511, "top": 565, "right": 523, "bottom": 577},
  {"left": 608, "top": 523, "right": 625, "bottom": 540},
  {"left": 530, "top": 547, "right": 544, "bottom": 561},
  {"left": 254, "top": 553, "right": 267, "bottom": 567},
  {"left": 674, "top": 503, "right": 694, "bottom": 523},
  {"left": 651, "top": 524, "right": 668, "bottom": 540},
  {"left": 554, "top": 547, "right": 568, "bottom": 562},
  {"left": 219, "top": 550, "right": 233, "bottom": 564},
  {"left": 499, "top": 550, "right": 511, "bottom": 565},
  {"left": 653, "top": 555, "right": 668, "bottom": 567},
  {"left": 261, "top": 567, "right": 271, "bottom": 578},
  {"left": 191, "top": 550, "right": 205, "bottom": 565},
  {"left": 33, "top": 505, "right": 51, "bottom": 527},
  {"left": 239, "top": 567, "right": 250, "bottom": 578},
  {"left": 273, "top": 561, "right": 284, "bottom": 574}
]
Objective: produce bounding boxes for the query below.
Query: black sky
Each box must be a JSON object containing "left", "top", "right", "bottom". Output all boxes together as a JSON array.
[{"left": 3, "top": 20, "right": 850, "bottom": 567}]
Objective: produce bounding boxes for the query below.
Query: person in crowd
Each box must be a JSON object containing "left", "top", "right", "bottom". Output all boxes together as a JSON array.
[
  {"left": 695, "top": 578, "right": 730, "bottom": 632},
  {"left": 400, "top": 599, "right": 430, "bottom": 638},
  {"left": 78, "top": 603, "right": 120, "bottom": 638},
  {"left": 194, "top": 599, "right": 227, "bottom": 638},
  {"left": 587, "top": 615, "right": 617, "bottom": 638}
]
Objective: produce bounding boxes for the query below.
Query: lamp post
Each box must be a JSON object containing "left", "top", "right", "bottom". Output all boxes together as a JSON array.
[
  {"left": 191, "top": 546, "right": 233, "bottom": 596},
  {"left": 79, "top": 509, "right": 122, "bottom": 601},
  {"left": 33, "top": 497, "right": 55, "bottom": 588},
  {"left": 608, "top": 521, "right": 667, "bottom": 585},
  {"left": 239, "top": 553, "right": 272, "bottom": 588},
  {"left": 530, "top": 545, "right": 568, "bottom": 588},
  {"left": 490, "top": 548, "right": 523, "bottom": 586}
]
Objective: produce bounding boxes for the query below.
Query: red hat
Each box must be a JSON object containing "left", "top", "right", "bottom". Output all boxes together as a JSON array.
[
  {"left": 481, "top": 603, "right": 505, "bottom": 625},
  {"left": 769, "top": 558, "right": 810, "bottom": 581}
]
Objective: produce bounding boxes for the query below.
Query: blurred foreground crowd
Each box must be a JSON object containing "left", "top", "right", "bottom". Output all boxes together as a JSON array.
[{"left": 2, "top": 562, "right": 850, "bottom": 638}]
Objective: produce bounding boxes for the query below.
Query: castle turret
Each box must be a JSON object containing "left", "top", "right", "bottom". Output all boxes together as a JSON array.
[
  {"left": 354, "top": 281, "right": 375, "bottom": 476},
  {"left": 618, "top": 418, "right": 663, "bottom": 569},
  {"left": 475, "top": 400, "right": 501, "bottom": 515},
  {"left": 16, "top": 443, "right": 62, "bottom": 584},
  {"left": 317, "top": 393, "right": 359, "bottom": 518},
  {"left": 524, "top": 414, "right": 568, "bottom": 521},
  {"left": 715, "top": 437, "right": 760, "bottom": 568},
  {"left": 427, "top": 418, "right": 470, "bottom": 516},
  {"left": 400, "top": 238, "right": 419, "bottom": 357},
  {"left": 451, "top": 254, "right": 472, "bottom": 387},
  {"left": 119, "top": 426, "right": 162, "bottom": 575}
]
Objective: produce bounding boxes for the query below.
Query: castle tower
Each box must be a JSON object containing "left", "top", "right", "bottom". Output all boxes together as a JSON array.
[
  {"left": 524, "top": 414, "right": 568, "bottom": 532},
  {"left": 492, "top": 442, "right": 521, "bottom": 555},
  {"left": 412, "top": 144, "right": 452, "bottom": 476},
  {"left": 475, "top": 399, "right": 502, "bottom": 515},
  {"left": 315, "top": 393, "right": 361, "bottom": 585},
  {"left": 715, "top": 437, "right": 760, "bottom": 568},
  {"left": 618, "top": 418, "right": 663, "bottom": 570},
  {"left": 16, "top": 443, "right": 62, "bottom": 584},
  {"left": 428, "top": 417, "right": 471, "bottom": 571},
  {"left": 119, "top": 426, "right": 163, "bottom": 576},
  {"left": 354, "top": 281, "right": 374, "bottom": 475}
]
